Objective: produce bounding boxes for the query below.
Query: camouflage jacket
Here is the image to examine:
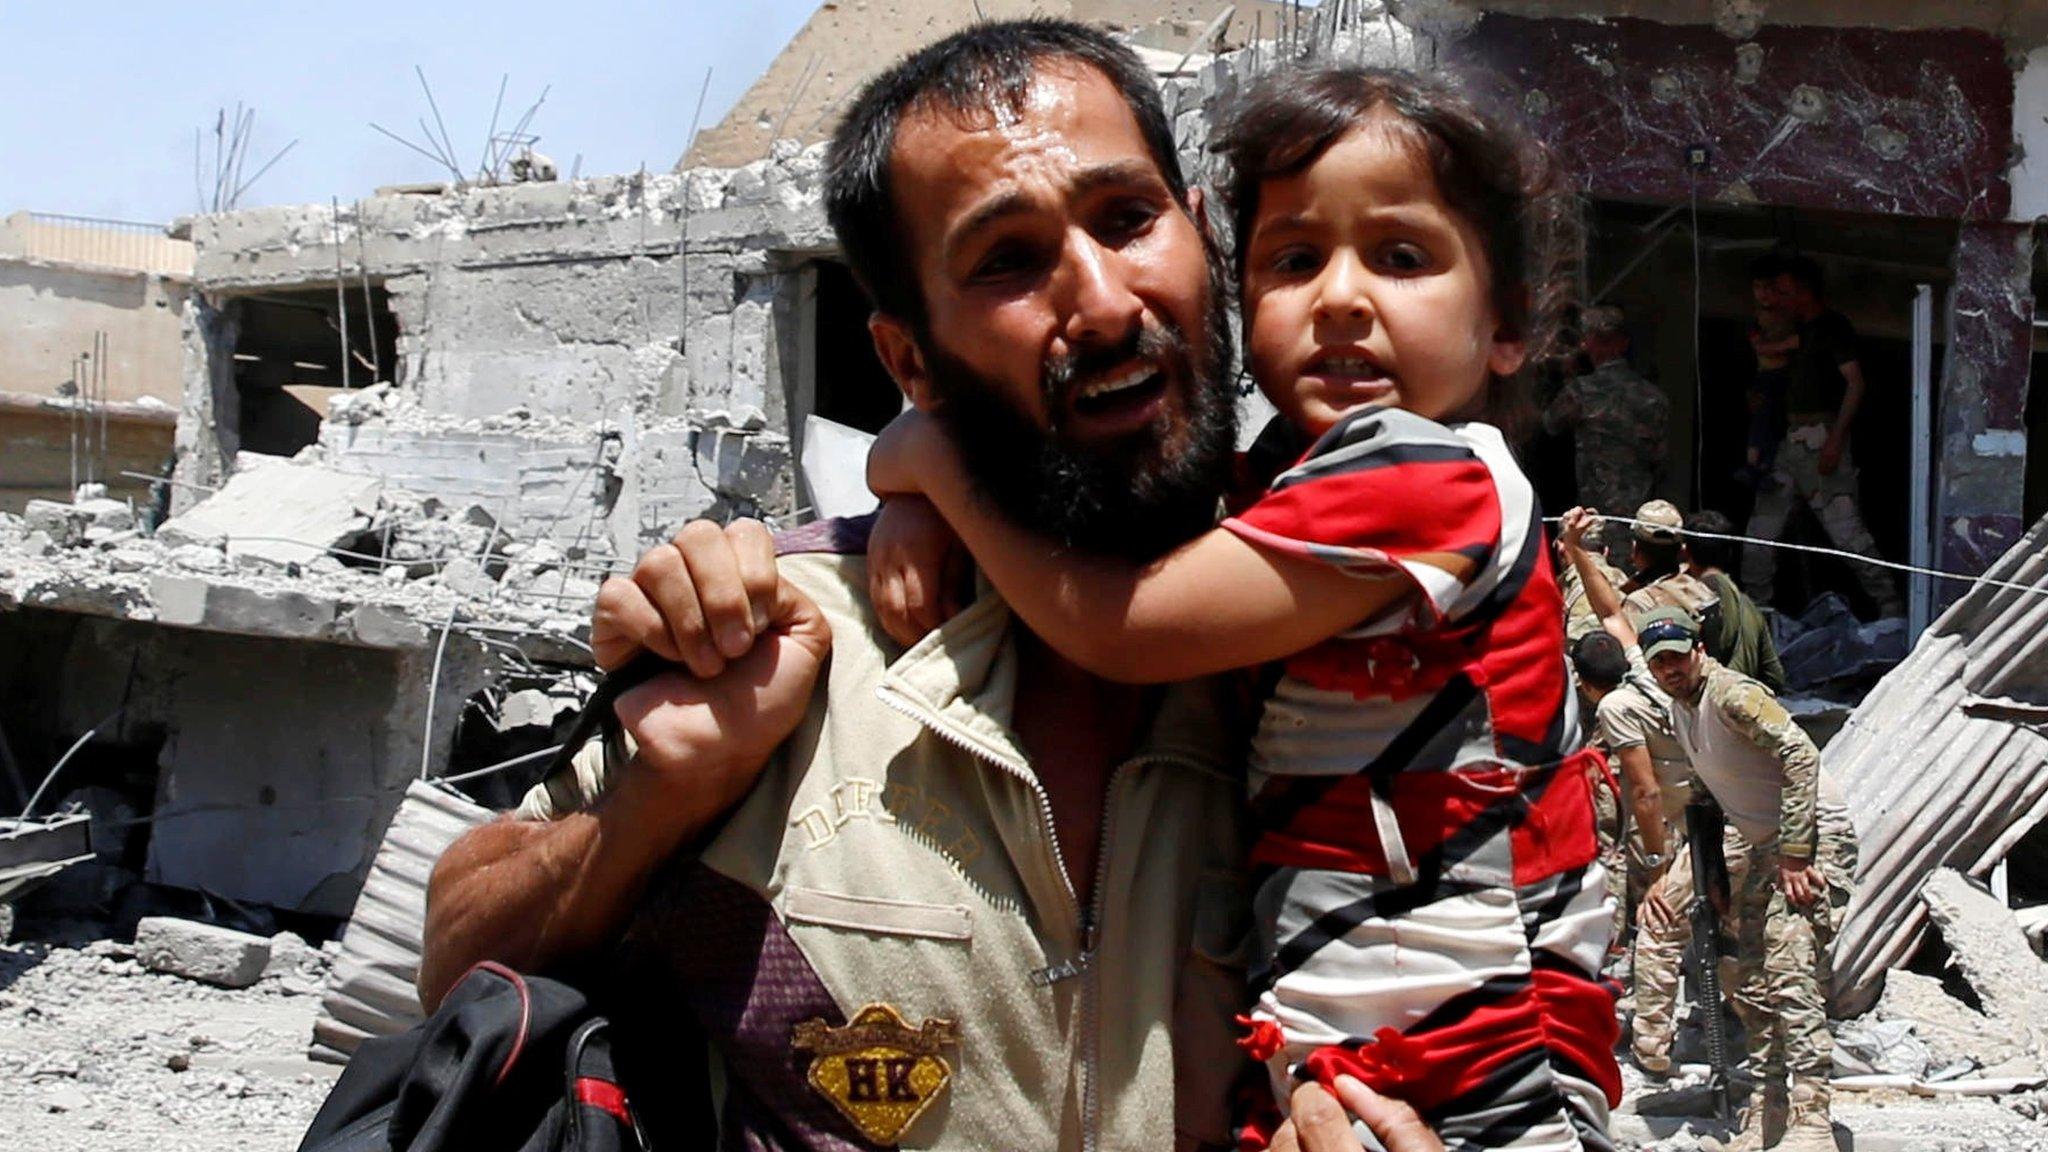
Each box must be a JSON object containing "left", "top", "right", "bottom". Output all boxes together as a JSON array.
[
  {"left": 1668, "top": 658, "right": 1826, "bottom": 858},
  {"left": 1542, "top": 361, "right": 1669, "bottom": 469}
]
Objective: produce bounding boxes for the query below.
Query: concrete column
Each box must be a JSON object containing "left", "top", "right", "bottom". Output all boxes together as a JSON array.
[
  {"left": 169, "top": 295, "right": 239, "bottom": 515},
  {"left": 1936, "top": 221, "right": 2034, "bottom": 596}
]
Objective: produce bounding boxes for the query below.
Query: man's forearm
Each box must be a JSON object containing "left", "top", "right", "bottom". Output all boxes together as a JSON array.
[
  {"left": 1832, "top": 365, "right": 1867, "bottom": 440},
  {"left": 1616, "top": 746, "right": 1667, "bottom": 858},
  {"left": 418, "top": 763, "right": 710, "bottom": 1011}
]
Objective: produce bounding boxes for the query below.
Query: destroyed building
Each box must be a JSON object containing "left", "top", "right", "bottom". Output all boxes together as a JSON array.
[
  {"left": 0, "top": 211, "right": 191, "bottom": 514},
  {"left": 4, "top": 0, "right": 2048, "bottom": 1027}
]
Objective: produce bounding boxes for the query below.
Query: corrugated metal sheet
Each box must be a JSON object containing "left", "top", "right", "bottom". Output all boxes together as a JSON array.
[
  {"left": 1830, "top": 515, "right": 2048, "bottom": 1015},
  {"left": 310, "top": 780, "right": 492, "bottom": 1063}
]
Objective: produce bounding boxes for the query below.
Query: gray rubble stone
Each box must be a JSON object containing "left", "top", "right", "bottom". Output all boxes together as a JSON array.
[
  {"left": 75, "top": 497, "right": 134, "bottom": 531},
  {"left": 134, "top": 917, "right": 272, "bottom": 988},
  {"left": 263, "top": 931, "right": 313, "bottom": 979},
  {"left": 23, "top": 500, "right": 83, "bottom": 546}
]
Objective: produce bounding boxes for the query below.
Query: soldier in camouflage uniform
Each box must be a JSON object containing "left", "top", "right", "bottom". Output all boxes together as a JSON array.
[
  {"left": 1638, "top": 607, "right": 1857, "bottom": 1152},
  {"left": 1558, "top": 509, "right": 1698, "bottom": 1076},
  {"left": 1620, "top": 500, "right": 1720, "bottom": 622},
  {"left": 1543, "top": 306, "right": 1669, "bottom": 567}
]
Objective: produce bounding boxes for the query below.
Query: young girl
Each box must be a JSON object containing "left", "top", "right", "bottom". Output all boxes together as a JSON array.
[{"left": 868, "top": 67, "right": 1619, "bottom": 1150}]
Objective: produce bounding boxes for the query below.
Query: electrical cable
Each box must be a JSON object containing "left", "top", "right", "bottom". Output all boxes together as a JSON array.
[{"left": 1558, "top": 513, "right": 2048, "bottom": 600}]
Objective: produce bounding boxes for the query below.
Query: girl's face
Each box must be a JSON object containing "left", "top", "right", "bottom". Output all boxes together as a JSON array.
[{"left": 1240, "top": 113, "right": 1526, "bottom": 436}]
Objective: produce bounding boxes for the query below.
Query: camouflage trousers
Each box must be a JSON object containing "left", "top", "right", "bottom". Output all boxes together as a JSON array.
[
  {"left": 1719, "top": 807, "right": 1858, "bottom": 1082},
  {"left": 1741, "top": 425, "right": 1901, "bottom": 614},
  {"left": 1590, "top": 758, "right": 1627, "bottom": 946},
  {"left": 1624, "top": 832, "right": 1692, "bottom": 1062}
]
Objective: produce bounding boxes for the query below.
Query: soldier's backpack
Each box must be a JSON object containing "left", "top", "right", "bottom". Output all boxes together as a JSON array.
[{"left": 298, "top": 961, "right": 647, "bottom": 1152}]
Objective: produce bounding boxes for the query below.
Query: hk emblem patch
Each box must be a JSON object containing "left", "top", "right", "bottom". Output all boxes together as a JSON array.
[{"left": 792, "top": 1003, "right": 959, "bottom": 1145}]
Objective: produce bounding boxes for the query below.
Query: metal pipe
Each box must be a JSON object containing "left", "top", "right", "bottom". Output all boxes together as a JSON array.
[
  {"left": 22, "top": 710, "right": 122, "bottom": 819},
  {"left": 1909, "top": 282, "right": 1935, "bottom": 637},
  {"left": 332, "top": 198, "right": 352, "bottom": 390}
]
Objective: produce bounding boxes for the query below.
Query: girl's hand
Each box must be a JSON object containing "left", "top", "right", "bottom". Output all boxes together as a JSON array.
[
  {"left": 867, "top": 408, "right": 952, "bottom": 497},
  {"left": 868, "top": 495, "right": 972, "bottom": 647}
]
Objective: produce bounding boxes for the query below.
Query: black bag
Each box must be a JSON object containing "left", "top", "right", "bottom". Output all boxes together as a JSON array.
[{"left": 299, "top": 961, "right": 647, "bottom": 1152}]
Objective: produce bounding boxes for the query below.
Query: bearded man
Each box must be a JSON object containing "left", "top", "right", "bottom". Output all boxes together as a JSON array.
[{"left": 420, "top": 20, "right": 1440, "bottom": 1152}]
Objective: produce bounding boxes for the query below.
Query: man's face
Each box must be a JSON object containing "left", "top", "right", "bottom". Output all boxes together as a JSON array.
[
  {"left": 1751, "top": 277, "right": 1779, "bottom": 312},
  {"left": 872, "top": 61, "right": 1233, "bottom": 556},
  {"left": 1773, "top": 272, "right": 1815, "bottom": 314},
  {"left": 1648, "top": 646, "right": 1703, "bottom": 699}
]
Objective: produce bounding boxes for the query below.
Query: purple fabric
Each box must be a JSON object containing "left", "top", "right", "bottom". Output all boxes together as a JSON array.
[
  {"left": 774, "top": 514, "right": 877, "bottom": 558},
  {"left": 626, "top": 861, "right": 874, "bottom": 1151}
]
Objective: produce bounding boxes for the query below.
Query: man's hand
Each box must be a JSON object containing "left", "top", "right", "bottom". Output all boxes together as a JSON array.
[
  {"left": 1269, "top": 1079, "right": 1444, "bottom": 1152},
  {"left": 1639, "top": 885, "right": 1677, "bottom": 934},
  {"left": 1559, "top": 506, "right": 1598, "bottom": 553},
  {"left": 594, "top": 518, "right": 779, "bottom": 677},
  {"left": 869, "top": 495, "right": 971, "bottom": 648},
  {"left": 1817, "top": 435, "right": 1844, "bottom": 477},
  {"left": 1778, "top": 855, "right": 1824, "bottom": 909},
  {"left": 593, "top": 517, "right": 833, "bottom": 797}
]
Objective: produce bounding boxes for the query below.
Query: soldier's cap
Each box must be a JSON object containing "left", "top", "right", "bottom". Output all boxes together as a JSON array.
[
  {"left": 1637, "top": 605, "right": 1700, "bottom": 660},
  {"left": 1582, "top": 305, "right": 1627, "bottom": 336},
  {"left": 1633, "top": 499, "right": 1685, "bottom": 543}
]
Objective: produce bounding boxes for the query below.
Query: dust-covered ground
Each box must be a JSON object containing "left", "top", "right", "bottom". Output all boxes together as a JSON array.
[
  {"left": 5, "top": 916, "right": 2048, "bottom": 1151},
  {"left": 0, "top": 921, "right": 338, "bottom": 1152}
]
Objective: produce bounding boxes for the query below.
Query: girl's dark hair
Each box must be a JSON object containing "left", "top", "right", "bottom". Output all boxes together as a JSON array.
[{"left": 1211, "top": 66, "right": 1581, "bottom": 442}]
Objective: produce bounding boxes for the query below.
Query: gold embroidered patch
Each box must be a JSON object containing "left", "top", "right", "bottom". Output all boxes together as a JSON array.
[{"left": 792, "top": 1003, "right": 958, "bottom": 1146}]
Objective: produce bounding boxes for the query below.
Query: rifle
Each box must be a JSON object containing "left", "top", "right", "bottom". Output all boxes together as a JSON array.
[{"left": 1683, "top": 798, "right": 1733, "bottom": 1121}]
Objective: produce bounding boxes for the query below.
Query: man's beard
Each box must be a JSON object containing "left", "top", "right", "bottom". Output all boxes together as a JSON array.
[{"left": 922, "top": 262, "right": 1237, "bottom": 561}]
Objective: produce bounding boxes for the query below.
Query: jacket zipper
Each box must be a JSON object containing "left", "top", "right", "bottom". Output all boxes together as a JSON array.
[{"left": 879, "top": 684, "right": 1185, "bottom": 1152}]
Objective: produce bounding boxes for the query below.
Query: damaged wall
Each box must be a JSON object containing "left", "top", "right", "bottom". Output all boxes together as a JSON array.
[
  {"left": 174, "top": 151, "right": 828, "bottom": 555},
  {"left": 0, "top": 606, "right": 494, "bottom": 917}
]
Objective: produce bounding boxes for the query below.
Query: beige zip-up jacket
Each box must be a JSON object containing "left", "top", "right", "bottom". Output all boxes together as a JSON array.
[{"left": 521, "top": 543, "right": 1252, "bottom": 1151}]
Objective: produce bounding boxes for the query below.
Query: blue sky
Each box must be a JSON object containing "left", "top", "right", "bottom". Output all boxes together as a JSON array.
[{"left": 0, "top": 1, "right": 822, "bottom": 224}]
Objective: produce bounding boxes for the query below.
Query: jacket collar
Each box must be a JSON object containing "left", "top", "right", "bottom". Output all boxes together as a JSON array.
[{"left": 876, "top": 586, "right": 1239, "bottom": 782}]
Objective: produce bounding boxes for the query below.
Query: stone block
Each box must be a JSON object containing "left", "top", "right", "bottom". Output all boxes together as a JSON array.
[
  {"left": 263, "top": 931, "right": 313, "bottom": 979},
  {"left": 134, "top": 917, "right": 271, "bottom": 988},
  {"left": 75, "top": 498, "right": 134, "bottom": 532},
  {"left": 23, "top": 500, "right": 83, "bottom": 546}
]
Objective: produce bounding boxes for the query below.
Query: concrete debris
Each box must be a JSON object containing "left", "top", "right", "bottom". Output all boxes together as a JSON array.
[
  {"left": 1920, "top": 870, "right": 2048, "bottom": 1070},
  {"left": 262, "top": 931, "right": 314, "bottom": 981},
  {"left": 0, "top": 922, "right": 335, "bottom": 1145},
  {"left": 1868, "top": 969, "right": 2032, "bottom": 1077},
  {"left": 2018, "top": 905, "right": 2048, "bottom": 959},
  {"left": 133, "top": 918, "right": 272, "bottom": 989},
  {"left": 156, "top": 452, "right": 382, "bottom": 569}
]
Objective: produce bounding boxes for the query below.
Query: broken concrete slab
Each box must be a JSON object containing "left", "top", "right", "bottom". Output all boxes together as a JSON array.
[
  {"left": 1869, "top": 968, "right": 2032, "bottom": 1078},
  {"left": 1921, "top": 869, "right": 2048, "bottom": 1069},
  {"left": 134, "top": 917, "right": 272, "bottom": 988},
  {"left": 149, "top": 573, "right": 340, "bottom": 639},
  {"left": 157, "top": 453, "right": 381, "bottom": 569}
]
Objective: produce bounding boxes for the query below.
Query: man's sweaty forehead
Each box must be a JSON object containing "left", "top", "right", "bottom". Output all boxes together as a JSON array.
[{"left": 888, "top": 64, "right": 1164, "bottom": 264}]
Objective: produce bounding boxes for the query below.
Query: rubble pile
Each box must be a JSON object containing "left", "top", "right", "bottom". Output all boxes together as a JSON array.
[
  {"left": 0, "top": 919, "right": 337, "bottom": 1152},
  {"left": 0, "top": 449, "right": 617, "bottom": 653}
]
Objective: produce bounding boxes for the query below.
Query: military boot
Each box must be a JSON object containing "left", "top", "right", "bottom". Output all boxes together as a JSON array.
[
  {"left": 1776, "top": 1075, "right": 1837, "bottom": 1151},
  {"left": 1701, "top": 1082, "right": 1787, "bottom": 1152}
]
